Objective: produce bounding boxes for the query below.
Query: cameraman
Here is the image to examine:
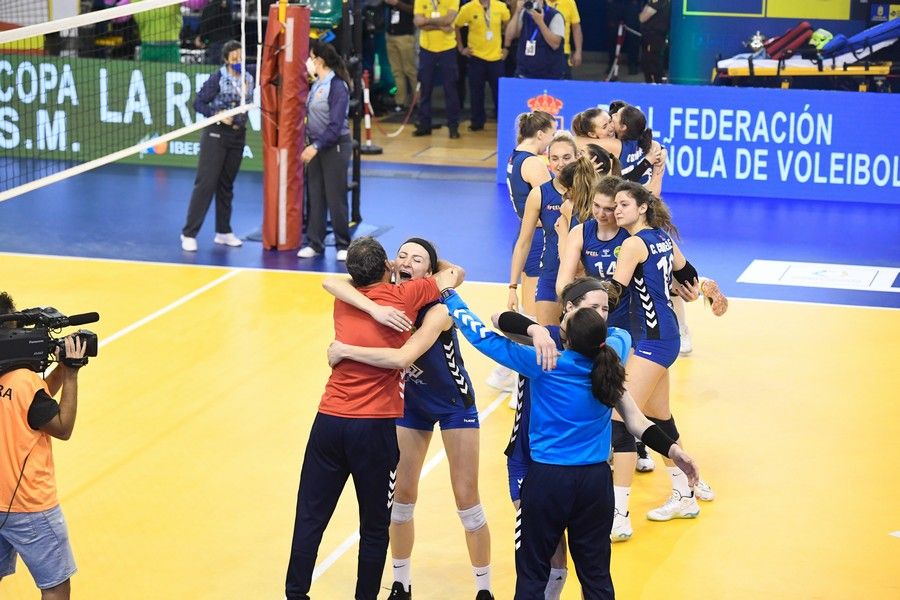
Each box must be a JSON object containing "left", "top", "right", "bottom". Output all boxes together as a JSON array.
[
  {"left": 504, "top": 0, "right": 566, "bottom": 80},
  {"left": 0, "top": 292, "right": 86, "bottom": 600}
]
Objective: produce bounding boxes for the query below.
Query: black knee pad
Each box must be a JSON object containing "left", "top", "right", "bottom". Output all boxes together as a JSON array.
[
  {"left": 611, "top": 420, "right": 636, "bottom": 453},
  {"left": 648, "top": 416, "right": 679, "bottom": 442}
]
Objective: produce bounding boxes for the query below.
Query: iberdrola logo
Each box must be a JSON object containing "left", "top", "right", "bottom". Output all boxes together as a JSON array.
[
  {"left": 527, "top": 90, "right": 564, "bottom": 128},
  {"left": 138, "top": 133, "right": 168, "bottom": 157}
]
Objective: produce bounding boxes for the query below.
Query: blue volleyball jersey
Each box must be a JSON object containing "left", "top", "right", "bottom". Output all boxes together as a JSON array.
[
  {"left": 619, "top": 139, "right": 651, "bottom": 185},
  {"left": 581, "top": 220, "right": 633, "bottom": 332},
  {"left": 504, "top": 323, "right": 631, "bottom": 462},
  {"left": 403, "top": 302, "right": 475, "bottom": 409},
  {"left": 506, "top": 149, "right": 535, "bottom": 218},
  {"left": 631, "top": 229, "right": 679, "bottom": 341},
  {"left": 538, "top": 180, "right": 564, "bottom": 275}
]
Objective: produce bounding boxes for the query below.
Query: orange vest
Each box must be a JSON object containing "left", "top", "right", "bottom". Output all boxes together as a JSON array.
[{"left": 0, "top": 369, "right": 58, "bottom": 512}]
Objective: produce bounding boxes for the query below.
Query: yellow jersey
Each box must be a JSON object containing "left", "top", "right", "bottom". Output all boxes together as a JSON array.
[
  {"left": 455, "top": 0, "right": 510, "bottom": 62},
  {"left": 546, "top": 0, "right": 581, "bottom": 56},
  {"left": 415, "top": 0, "right": 461, "bottom": 53}
]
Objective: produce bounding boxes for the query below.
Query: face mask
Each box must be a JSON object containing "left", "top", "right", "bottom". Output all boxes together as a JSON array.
[
  {"left": 306, "top": 57, "right": 317, "bottom": 76},
  {"left": 229, "top": 62, "right": 242, "bottom": 74}
]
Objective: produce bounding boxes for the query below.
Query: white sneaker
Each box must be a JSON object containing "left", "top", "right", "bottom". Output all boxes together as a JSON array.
[
  {"left": 646, "top": 490, "right": 700, "bottom": 521},
  {"left": 679, "top": 327, "right": 693, "bottom": 355},
  {"left": 180, "top": 235, "right": 197, "bottom": 252},
  {"left": 486, "top": 365, "right": 517, "bottom": 392},
  {"left": 297, "top": 246, "right": 321, "bottom": 258},
  {"left": 336, "top": 249, "right": 348, "bottom": 261},
  {"left": 610, "top": 511, "right": 633, "bottom": 542},
  {"left": 214, "top": 232, "right": 243, "bottom": 247},
  {"left": 636, "top": 455, "right": 656, "bottom": 473},
  {"left": 693, "top": 480, "right": 715, "bottom": 502}
]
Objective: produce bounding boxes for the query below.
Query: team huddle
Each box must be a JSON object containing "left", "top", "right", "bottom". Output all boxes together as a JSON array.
[{"left": 285, "top": 102, "right": 728, "bottom": 600}]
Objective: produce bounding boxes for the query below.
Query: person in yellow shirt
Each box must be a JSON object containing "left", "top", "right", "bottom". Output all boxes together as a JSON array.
[
  {"left": 546, "top": 0, "right": 582, "bottom": 76},
  {"left": 414, "top": 0, "right": 462, "bottom": 138},
  {"left": 455, "top": 0, "right": 510, "bottom": 131}
]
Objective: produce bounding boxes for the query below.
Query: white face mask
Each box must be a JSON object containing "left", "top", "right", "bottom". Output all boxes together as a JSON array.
[{"left": 306, "top": 57, "right": 317, "bottom": 77}]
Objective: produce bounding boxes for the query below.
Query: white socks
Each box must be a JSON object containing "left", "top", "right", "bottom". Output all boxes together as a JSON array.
[
  {"left": 473, "top": 564, "right": 492, "bottom": 593},
  {"left": 668, "top": 466, "right": 692, "bottom": 497},
  {"left": 544, "top": 567, "right": 568, "bottom": 599},
  {"left": 393, "top": 558, "right": 411, "bottom": 592},
  {"left": 613, "top": 485, "right": 631, "bottom": 516}
]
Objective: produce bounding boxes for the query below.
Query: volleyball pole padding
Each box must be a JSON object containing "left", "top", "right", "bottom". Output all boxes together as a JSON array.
[{"left": 261, "top": 4, "right": 310, "bottom": 250}]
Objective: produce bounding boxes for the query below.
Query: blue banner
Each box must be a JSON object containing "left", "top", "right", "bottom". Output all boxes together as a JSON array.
[{"left": 496, "top": 78, "right": 900, "bottom": 204}]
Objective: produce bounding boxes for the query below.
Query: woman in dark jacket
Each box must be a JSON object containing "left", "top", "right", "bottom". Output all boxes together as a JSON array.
[{"left": 297, "top": 41, "right": 353, "bottom": 262}]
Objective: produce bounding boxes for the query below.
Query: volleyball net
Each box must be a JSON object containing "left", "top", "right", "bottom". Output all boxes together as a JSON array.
[{"left": 0, "top": 0, "right": 260, "bottom": 202}]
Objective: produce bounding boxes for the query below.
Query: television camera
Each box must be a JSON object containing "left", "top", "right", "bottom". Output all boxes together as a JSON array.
[{"left": 0, "top": 307, "right": 99, "bottom": 374}]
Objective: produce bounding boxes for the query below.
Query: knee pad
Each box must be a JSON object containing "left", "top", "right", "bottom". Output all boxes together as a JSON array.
[
  {"left": 457, "top": 503, "right": 487, "bottom": 532},
  {"left": 391, "top": 502, "right": 415, "bottom": 524},
  {"left": 648, "top": 416, "right": 679, "bottom": 442},
  {"left": 611, "top": 420, "right": 636, "bottom": 453}
]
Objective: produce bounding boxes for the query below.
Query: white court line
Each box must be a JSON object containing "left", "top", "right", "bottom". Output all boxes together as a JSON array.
[
  {"left": 5, "top": 251, "right": 897, "bottom": 311},
  {"left": 891, "top": 531, "right": 900, "bottom": 539},
  {"left": 310, "top": 390, "right": 511, "bottom": 583},
  {"left": 99, "top": 270, "right": 242, "bottom": 348}
]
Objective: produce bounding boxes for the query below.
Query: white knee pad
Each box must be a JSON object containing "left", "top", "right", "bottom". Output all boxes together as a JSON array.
[
  {"left": 391, "top": 502, "right": 415, "bottom": 524},
  {"left": 457, "top": 504, "right": 487, "bottom": 532}
]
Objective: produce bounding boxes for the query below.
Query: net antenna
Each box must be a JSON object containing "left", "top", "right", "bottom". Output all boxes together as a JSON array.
[{"left": 0, "top": 0, "right": 257, "bottom": 203}]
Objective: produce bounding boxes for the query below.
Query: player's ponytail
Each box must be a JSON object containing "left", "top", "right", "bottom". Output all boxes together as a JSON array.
[
  {"left": 516, "top": 110, "right": 556, "bottom": 144},
  {"left": 558, "top": 156, "right": 598, "bottom": 224},
  {"left": 619, "top": 105, "right": 652, "bottom": 153},
  {"left": 564, "top": 308, "right": 625, "bottom": 408}
]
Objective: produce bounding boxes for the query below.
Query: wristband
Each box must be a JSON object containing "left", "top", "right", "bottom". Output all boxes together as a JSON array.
[
  {"left": 440, "top": 287, "right": 457, "bottom": 301},
  {"left": 497, "top": 311, "right": 538, "bottom": 336},
  {"left": 509, "top": 284, "right": 518, "bottom": 289},
  {"left": 640, "top": 424, "right": 675, "bottom": 457}
]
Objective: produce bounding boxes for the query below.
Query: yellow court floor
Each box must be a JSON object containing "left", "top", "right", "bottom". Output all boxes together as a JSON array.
[{"left": 1, "top": 253, "right": 899, "bottom": 599}]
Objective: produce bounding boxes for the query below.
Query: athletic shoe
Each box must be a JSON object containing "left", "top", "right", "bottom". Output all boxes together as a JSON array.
[
  {"left": 693, "top": 480, "right": 715, "bottom": 502},
  {"left": 486, "top": 365, "right": 517, "bottom": 392},
  {"left": 412, "top": 127, "right": 431, "bottom": 137},
  {"left": 388, "top": 582, "right": 411, "bottom": 600},
  {"left": 297, "top": 246, "right": 321, "bottom": 258},
  {"left": 180, "top": 235, "right": 197, "bottom": 252},
  {"left": 468, "top": 123, "right": 485, "bottom": 132},
  {"left": 610, "top": 510, "right": 633, "bottom": 542},
  {"left": 449, "top": 126, "right": 460, "bottom": 139},
  {"left": 475, "top": 591, "right": 494, "bottom": 600},
  {"left": 214, "top": 232, "right": 242, "bottom": 247},
  {"left": 336, "top": 249, "right": 348, "bottom": 262},
  {"left": 700, "top": 278, "right": 729, "bottom": 316},
  {"left": 646, "top": 491, "right": 700, "bottom": 521},
  {"left": 635, "top": 442, "right": 655, "bottom": 472},
  {"left": 679, "top": 327, "right": 693, "bottom": 355}
]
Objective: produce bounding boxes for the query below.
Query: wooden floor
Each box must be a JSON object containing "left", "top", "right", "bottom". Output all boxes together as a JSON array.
[
  {"left": 362, "top": 117, "right": 500, "bottom": 168},
  {"left": 2, "top": 254, "right": 899, "bottom": 599}
]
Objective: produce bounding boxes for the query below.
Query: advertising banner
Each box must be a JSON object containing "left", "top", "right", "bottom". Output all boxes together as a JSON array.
[
  {"left": 497, "top": 78, "right": 900, "bottom": 204},
  {"left": 0, "top": 54, "right": 263, "bottom": 172}
]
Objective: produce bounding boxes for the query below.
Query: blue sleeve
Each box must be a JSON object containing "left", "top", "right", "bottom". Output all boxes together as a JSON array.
[
  {"left": 443, "top": 291, "right": 543, "bottom": 379},
  {"left": 193, "top": 72, "right": 220, "bottom": 118},
  {"left": 316, "top": 80, "right": 349, "bottom": 151},
  {"left": 606, "top": 327, "right": 631, "bottom": 365}
]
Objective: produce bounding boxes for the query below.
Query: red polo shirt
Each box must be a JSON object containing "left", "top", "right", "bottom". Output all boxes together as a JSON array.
[{"left": 318, "top": 278, "right": 440, "bottom": 418}]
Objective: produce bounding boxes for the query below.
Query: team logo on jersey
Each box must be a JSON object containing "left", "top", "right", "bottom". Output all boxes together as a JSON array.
[
  {"left": 403, "top": 363, "right": 424, "bottom": 382},
  {"left": 601, "top": 249, "right": 610, "bottom": 257},
  {"left": 614, "top": 246, "right": 622, "bottom": 257},
  {"left": 585, "top": 250, "right": 599, "bottom": 257}
]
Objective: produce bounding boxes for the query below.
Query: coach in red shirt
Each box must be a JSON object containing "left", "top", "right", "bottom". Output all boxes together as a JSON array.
[{"left": 286, "top": 236, "right": 464, "bottom": 600}]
